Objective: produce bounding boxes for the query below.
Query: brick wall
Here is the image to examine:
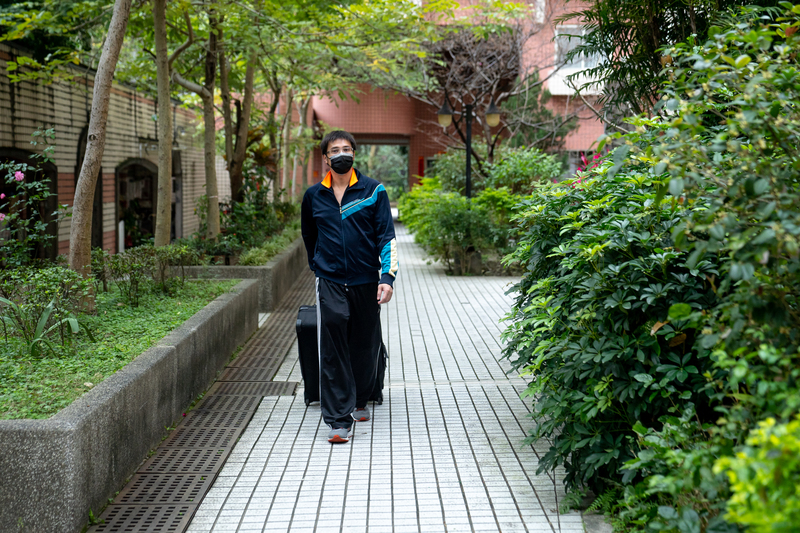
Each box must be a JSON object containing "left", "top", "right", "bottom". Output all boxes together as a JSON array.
[{"left": 0, "top": 43, "right": 229, "bottom": 255}]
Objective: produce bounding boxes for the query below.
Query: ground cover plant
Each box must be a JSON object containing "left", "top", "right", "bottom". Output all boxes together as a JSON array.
[
  {"left": 0, "top": 278, "right": 238, "bottom": 419},
  {"left": 502, "top": 4, "right": 800, "bottom": 531}
]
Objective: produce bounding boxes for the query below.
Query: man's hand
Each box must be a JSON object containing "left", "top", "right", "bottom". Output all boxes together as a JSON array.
[{"left": 377, "top": 283, "right": 393, "bottom": 304}]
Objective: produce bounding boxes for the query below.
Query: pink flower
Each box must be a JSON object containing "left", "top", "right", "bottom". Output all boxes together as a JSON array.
[
  {"left": 0, "top": 194, "right": 5, "bottom": 199},
  {"left": 0, "top": 213, "right": 5, "bottom": 222},
  {"left": 14, "top": 171, "right": 24, "bottom": 182}
]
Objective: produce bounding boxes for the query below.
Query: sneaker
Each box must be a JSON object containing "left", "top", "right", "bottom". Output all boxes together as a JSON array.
[
  {"left": 351, "top": 406, "right": 371, "bottom": 422},
  {"left": 328, "top": 426, "right": 353, "bottom": 443}
]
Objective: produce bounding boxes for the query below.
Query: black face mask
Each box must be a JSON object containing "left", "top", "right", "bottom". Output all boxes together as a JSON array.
[{"left": 329, "top": 153, "right": 354, "bottom": 175}]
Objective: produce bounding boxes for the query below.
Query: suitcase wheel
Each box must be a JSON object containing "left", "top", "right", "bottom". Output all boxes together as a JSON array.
[{"left": 305, "top": 398, "right": 310, "bottom": 407}]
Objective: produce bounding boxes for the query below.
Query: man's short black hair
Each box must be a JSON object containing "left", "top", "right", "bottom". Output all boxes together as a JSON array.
[{"left": 321, "top": 130, "right": 357, "bottom": 155}]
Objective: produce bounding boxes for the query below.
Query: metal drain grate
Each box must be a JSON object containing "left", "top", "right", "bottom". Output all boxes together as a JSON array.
[
  {"left": 138, "top": 448, "right": 228, "bottom": 474},
  {"left": 93, "top": 272, "right": 316, "bottom": 533},
  {"left": 205, "top": 381, "right": 299, "bottom": 397},
  {"left": 90, "top": 504, "right": 195, "bottom": 532},
  {"left": 116, "top": 474, "right": 214, "bottom": 504},
  {"left": 219, "top": 366, "right": 278, "bottom": 382},
  {"left": 182, "top": 410, "right": 251, "bottom": 429},
  {"left": 196, "top": 394, "right": 261, "bottom": 411},
  {"left": 162, "top": 426, "right": 242, "bottom": 448},
  {"left": 227, "top": 355, "right": 281, "bottom": 368}
]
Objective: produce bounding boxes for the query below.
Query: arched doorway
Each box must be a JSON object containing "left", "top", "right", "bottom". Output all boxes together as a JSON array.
[
  {"left": 116, "top": 158, "right": 157, "bottom": 250},
  {"left": 76, "top": 126, "right": 104, "bottom": 249},
  {"left": 0, "top": 148, "right": 59, "bottom": 262}
]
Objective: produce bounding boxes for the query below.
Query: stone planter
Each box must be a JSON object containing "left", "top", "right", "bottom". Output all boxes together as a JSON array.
[
  {"left": 182, "top": 237, "right": 307, "bottom": 313},
  {"left": 0, "top": 279, "right": 259, "bottom": 533}
]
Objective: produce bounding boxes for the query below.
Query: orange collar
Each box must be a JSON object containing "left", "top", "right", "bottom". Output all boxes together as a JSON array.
[{"left": 321, "top": 169, "right": 357, "bottom": 188}]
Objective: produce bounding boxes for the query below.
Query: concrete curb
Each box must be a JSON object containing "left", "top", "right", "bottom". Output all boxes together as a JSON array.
[
  {"left": 0, "top": 279, "right": 259, "bottom": 533},
  {"left": 181, "top": 237, "right": 307, "bottom": 313}
]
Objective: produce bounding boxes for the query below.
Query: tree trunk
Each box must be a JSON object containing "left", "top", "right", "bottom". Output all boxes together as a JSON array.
[
  {"left": 70, "top": 0, "right": 132, "bottom": 285},
  {"left": 228, "top": 57, "right": 255, "bottom": 204},
  {"left": 153, "top": 0, "right": 172, "bottom": 248},
  {"left": 219, "top": 30, "right": 234, "bottom": 175},
  {"left": 203, "top": 19, "right": 220, "bottom": 240},
  {"left": 280, "top": 87, "right": 293, "bottom": 198},
  {"left": 297, "top": 96, "right": 312, "bottom": 188}
]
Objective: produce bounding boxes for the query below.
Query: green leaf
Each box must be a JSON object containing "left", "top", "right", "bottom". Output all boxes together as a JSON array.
[
  {"left": 668, "top": 303, "right": 692, "bottom": 320},
  {"left": 668, "top": 178, "right": 684, "bottom": 197},
  {"left": 734, "top": 54, "right": 751, "bottom": 68},
  {"left": 634, "top": 373, "right": 654, "bottom": 384}
]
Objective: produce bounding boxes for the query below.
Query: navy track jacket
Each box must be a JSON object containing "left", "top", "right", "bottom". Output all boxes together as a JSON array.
[{"left": 301, "top": 168, "right": 398, "bottom": 287}]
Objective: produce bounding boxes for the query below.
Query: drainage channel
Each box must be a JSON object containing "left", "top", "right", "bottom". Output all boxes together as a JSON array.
[{"left": 89, "top": 271, "right": 316, "bottom": 532}]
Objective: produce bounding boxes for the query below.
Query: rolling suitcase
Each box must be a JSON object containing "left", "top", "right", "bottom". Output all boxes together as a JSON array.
[{"left": 295, "top": 304, "right": 387, "bottom": 406}]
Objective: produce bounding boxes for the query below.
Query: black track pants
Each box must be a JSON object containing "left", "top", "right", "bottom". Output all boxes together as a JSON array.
[{"left": 315, "top": 277, "right": 380, "bottom": 430}]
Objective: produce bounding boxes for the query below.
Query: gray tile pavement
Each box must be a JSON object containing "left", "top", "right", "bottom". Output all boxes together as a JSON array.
[{"left": 186, "top": 224, "right": 583, "bottom": 533}]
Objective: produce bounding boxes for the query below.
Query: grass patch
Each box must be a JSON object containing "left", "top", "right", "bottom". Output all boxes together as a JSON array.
[
  {"left": 0, "top": 279, "right": 239, "bottom": 420},
  {"left": 238, "top": 219, "right": 301, "bottom": 266}
]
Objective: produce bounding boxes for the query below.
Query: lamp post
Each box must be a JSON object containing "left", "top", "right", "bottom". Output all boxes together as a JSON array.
[{"left": 437, "top": 98, "right": 500, "bottom": 199}]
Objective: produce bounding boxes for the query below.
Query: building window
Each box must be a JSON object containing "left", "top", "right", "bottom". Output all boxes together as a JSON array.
[{"left": 549, "top": 26, "right": 602, "bottom": 95}]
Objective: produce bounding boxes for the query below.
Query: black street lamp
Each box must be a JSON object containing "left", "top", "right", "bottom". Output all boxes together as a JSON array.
[{"left": 437, "top": 99, "right": 500, "bottom": 199}]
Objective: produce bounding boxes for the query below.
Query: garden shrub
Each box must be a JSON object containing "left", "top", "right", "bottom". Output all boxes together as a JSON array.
[
  {"left": 484, "top": 146, "right": 563, "bottom": 193},
  {"left": 714, "top": 416, "right": 800, "bottom": 532},
  {"left": 503, "top": 4, "right": 800, "bottom": 531},
  {"left": 502, "top": 139, "right": 723, "bottom": 492},
  {"left": 399, "top": 177, "right": 504, "bottom": 274},
  {"left": 429, "top": 143, "right": 491, "bottom": 193},
  {"left": 108, "top": 245, "right": 155, "bottom": 307},
  {"left": 0, "top": 265, "right": 91, "bottom": 355},
  {"left": 0, "top": 129, "right": 64, "bottom": 267}
]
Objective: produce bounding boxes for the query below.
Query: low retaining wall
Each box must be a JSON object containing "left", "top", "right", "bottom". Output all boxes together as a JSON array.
[
  {"left": 182, "top": 237, "right": 307, "bottom": 313},
  {"left": 0, "top": 279, "right": 259, "bottom": 533}
]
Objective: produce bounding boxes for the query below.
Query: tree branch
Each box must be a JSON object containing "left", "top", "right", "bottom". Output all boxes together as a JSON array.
[{"left": 168, "top": 11, "right": 194, "bottom": 69}]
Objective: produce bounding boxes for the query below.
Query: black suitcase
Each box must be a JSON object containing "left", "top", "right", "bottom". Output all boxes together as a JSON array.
[{"left": 295, "top": 304, "right": 387, "bottom": 406}]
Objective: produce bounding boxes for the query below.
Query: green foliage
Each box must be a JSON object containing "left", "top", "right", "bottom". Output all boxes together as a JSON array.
[
  {"left": 0, "top": 265, "right": 91, "bottom": 357},
  {"left": 190, "top": 178, "right": 299, "bottom": 262},
  {"left": 484, "top": 146, "right": 563, "bottom": 194},
  {"left": 0, "top": 279, "right": 238, "bottom": 419},
  {"left": 429, "top": 143, "right": 492, "bottom": 194},
  {"left": 556, "top": 0, "right": 783, "bottom": 116},
  {"left": 429, "top": 143, "right": 563, "bottom": 196},
  {"left": 399, "top": 177, "right": 519, "bottom": 274},
  {"left": 714, "top": 416, "right": 800, "bottom": 532},
  {"left": 91, "top": 247, "right": 110, "bottom": 293},
  {"left": 238, "top": 220, "right": 301, "bottom": 266},
  {"left": 502, "top": 145, "right": 723, "bottom": 492},
  {"left": 506, "top": 4, "right": 800, "bottom": 531},
  {"left": 0, "top": 297, "right": 81, "bottom": 357},
  {"left": 0, "top": 129, "right": 64, "bottom": 267},
  {"left": 108, "top": 245, "right": 155, "bottom": 307}
]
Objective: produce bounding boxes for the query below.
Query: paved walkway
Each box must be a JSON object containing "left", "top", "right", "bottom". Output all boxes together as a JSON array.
[{"left": 186, "top": 224, "right": 583, "bottom": 533}]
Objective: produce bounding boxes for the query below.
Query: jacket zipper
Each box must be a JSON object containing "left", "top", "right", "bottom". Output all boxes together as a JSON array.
[{"left": 339, "top": 204, "right": 348, "bottom": 286}]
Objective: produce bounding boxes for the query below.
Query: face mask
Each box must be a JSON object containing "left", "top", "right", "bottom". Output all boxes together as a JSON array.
[{"left": 329, "top": 153, "right": 354, "bottom": 175}]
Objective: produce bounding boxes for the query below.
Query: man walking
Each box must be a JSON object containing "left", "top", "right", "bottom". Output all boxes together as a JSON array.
[{"left": 301, "top": 130, "right": 398, "bottom": 443}]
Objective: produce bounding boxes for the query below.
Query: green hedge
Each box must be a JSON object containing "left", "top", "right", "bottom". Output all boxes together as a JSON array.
[{"left": 503, "top": 4, "right": 800, "bottom": 531}]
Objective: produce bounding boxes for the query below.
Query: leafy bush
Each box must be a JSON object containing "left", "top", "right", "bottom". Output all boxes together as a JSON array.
[
  {"left": 429, "top": 143, "right": 563, "bottom": 195},
  {"left": 502, "top": 144, "right": 723, "bottom": 492},
  {"left": 503, "top": 4, "right": 800, "bottom": 531},
  {"left": 399, "top": 177, "right": 500, "bottom": 274},
  {"left": 190, "top": 176, "right": 299, "bottom": 262},
  {"left": 108, "top": 245, "right": 155, "bottom": 307},
  {"left": 714, "top": 416, "right": 800, "bottom": 532},
  {"left": 429, "top": 143, "right": 491, "bottom": 194},
  {"left": 484, "top": 146, "right": 563, "bottom": 193},
  {"left": 238, "top": 220, "right": 301, "bottom": 266},
  {"left": 0, "top": 265, "right": 91, "bottom": 356},
  {"left": 0, "top": 129, "right": 64, "bottom": 267}
]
